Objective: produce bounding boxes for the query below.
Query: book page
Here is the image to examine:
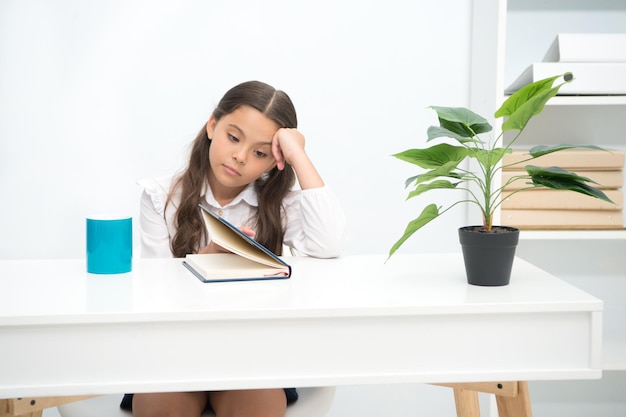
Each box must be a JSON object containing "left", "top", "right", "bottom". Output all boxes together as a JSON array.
[
  {"left": 185, "top": 253, "right": 289, "bottom": 279},
  {"left": 200, "top": 207, "right": 286, "bottom": 269}
]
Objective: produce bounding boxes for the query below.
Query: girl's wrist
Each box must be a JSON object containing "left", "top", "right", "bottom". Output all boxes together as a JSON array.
[{"left": 292, "top": 156, "right": 324, "bottom": 189}]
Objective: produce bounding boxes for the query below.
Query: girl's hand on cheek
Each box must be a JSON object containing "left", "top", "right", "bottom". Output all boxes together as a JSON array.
[{"left": 272, "top": 128, "right": 306, "bottom": 171}]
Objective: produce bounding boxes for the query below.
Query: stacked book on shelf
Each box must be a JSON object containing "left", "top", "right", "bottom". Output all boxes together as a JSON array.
[
  {"left": 506, "top": 33, "right": 626, "bottom": 94},
  {"left": 501, "top": 149, "right": 625, "bottom": 229}
]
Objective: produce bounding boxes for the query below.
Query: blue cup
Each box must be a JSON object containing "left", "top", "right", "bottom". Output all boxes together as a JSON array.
[{"left": 86, "top": 216, "right": 133, "bottom": 274}]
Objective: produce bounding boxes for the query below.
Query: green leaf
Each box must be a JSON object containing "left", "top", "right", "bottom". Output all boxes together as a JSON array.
[
  {"left": 528, "top": 144, "right": 606, "bottom": 158},
  {"left": 393, "top": 143, "right": 469, "bottom": 169},
  {"left": 428, "top": 106, "right": 492, "bottom": 141},
  {"left": 525, "top": 165, "right": 614, "bottom": 203},
  {"left": 414, "top": 162, "right": 464, "bottom": 184},
  {"left": 430, "top": 106, "right": 493, "bottom": 132},
  {"left": 404, "top": 164, "right": 463, "bottom": 188},
  {"left": 525, "top": 165, "right": 595, "bottom": 182},
  {"left": 388, "top": 204, "right": 440, "bottom": 258},
  {"left": 496, "top": 73, "right": 573, "bottom": 132},
  {"left": 427, "top": 126, "right": 481, "bottom": 143},
  {"left": 468, "top": 147, "right": 512, "bottom": 169},
  {"left": 496, "top": 75, "right": 561, "bottom": 117},
  {"left": 403, "top": 174, "right": 420, "bottom": 188},
  {"left": 407, "top": 180, "right": 459, "bottom": 199},
  {"left": 501, "top": 88, "right": 558, "bottom": 131}
]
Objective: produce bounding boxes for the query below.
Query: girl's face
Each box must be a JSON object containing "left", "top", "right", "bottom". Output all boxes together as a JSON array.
[{"left": 206, "top": 105, "right": 278, "bottom": 200}]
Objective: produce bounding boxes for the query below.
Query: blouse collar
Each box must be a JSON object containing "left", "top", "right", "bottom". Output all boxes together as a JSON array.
[{"left": 202, "top": 181, "right": 258, "bottom": 208}]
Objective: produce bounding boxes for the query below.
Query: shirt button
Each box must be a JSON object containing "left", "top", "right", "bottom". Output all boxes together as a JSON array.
[{"left": 217, "top": 210, "right": 223, "bottom": 216}]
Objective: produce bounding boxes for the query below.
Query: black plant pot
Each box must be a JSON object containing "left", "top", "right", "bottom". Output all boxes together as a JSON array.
[{"left": 458, "top": 226, "right": 520, "bottom": 286}]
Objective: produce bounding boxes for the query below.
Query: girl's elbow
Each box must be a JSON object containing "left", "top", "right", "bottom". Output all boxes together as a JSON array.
[{"left": 310, "top": 235, "right": 346, "bottom": 259}]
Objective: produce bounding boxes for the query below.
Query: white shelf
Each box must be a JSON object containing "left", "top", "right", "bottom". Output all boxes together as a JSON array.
[
  {"left": 504, "top": 95, "right": 626, "bottom": 106},
  {"left": 547, "top": 95, "right": 626, "bottom": 106},
  {"left": 484, "top": 1, "right": 626, "bottom": 413},
  {"left": 519, "top": 229, "right": 626, "bottom": 240}
]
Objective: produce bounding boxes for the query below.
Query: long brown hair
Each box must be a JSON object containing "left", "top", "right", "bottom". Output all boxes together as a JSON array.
[{"left": 167, "top": 81, "right": 297, "bottom": 257}]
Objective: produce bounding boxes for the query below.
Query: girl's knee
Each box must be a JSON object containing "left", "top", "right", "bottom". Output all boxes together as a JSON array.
[
  {"left": 132, "top": 392, "right": 209, "bottom": 417},
  {"left": 209, "top": 389, "right": 287, "bottom": 417}
]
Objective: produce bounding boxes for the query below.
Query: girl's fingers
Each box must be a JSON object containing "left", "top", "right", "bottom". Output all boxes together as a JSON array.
[
  {"left": 272, "top": 132, "right": 285, "bottom": 170},
  {"left": 239, "top": 226, "right": 256, "bottom": 238}
]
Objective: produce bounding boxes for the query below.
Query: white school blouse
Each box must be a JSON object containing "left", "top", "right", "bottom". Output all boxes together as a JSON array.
[{"left": 138, "top": 176, "right": 346, "bottom": 259}]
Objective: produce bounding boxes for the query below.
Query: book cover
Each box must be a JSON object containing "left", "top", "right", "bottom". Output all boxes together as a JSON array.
[
  {"left": 501, "top": 209, "right": 624, "bottom": 229},
  {"left": 501, "top": 189, "right": 623, "bottom": 211},
  {"left": 505, "top": 62, "right": 626, "bottom": 94},
  {"left": 543, "top": 33, "right": 626, "bottom": 63},
  {"left": 502, "top": 149, "right": 625, "bottom": 171},
  {"left": 502, "top": 170, "right": 624, "bottom": 190},
  {"left": 182, "top": 205, "right": 291, "bottom": 283}
]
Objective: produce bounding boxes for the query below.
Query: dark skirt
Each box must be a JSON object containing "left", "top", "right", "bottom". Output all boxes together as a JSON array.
[{"left": 120, "top": 389, "right": 298, "bottom": 412}]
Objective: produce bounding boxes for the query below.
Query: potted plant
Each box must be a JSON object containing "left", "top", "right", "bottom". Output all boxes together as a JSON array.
[{"left": 388, "top": 73, "right": 614, "bottom": 286}]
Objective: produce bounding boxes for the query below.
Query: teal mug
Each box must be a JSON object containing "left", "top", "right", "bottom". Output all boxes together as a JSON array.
[{"left": 86, "top": 216, "right": 133, "bottom": 274}]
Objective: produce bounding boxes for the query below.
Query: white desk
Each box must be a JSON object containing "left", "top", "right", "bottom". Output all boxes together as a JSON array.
[{"left": 0, "top": 254, "right": 602, "bottom": 415}]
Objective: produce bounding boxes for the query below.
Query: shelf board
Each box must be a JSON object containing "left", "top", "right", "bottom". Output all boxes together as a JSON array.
[
  {"left": 503, "top": 95, "right": 626, "bottom": 106},
  {"left": 518, "top": 229, "right": 626, "bottom": 240},
  {"left": 547, "top": 95, "right": 626, "bottom": 106}
]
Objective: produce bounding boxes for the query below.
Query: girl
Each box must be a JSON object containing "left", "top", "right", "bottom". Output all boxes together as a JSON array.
[{"left": 124, "top": 81, "right": 345, "bottom": 417}]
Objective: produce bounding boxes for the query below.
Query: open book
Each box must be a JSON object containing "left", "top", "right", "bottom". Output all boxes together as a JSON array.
[{"left": 182, "top": 204, "right": 291, "bottom": 283}]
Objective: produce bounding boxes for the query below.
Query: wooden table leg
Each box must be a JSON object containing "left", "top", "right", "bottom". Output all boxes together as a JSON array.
[
  {"left": 495, "top": 381, "right": 532, "bottom": 417},
  {"left": 1, "top": 399, "right": 42, "bottom": 417},
  {"left": 434, "top": 381, "right": 532, "bottom": 417},
  {"left": 453, "top": 387, "right": 481, "bottom": 417},
  {"left": 1, "top": 396, "right": 95, "bottom": 417}
]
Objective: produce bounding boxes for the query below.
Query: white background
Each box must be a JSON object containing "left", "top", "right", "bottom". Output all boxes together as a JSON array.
[
  {"left": 0, "top": 1, "right": 470, "bottom": 416},
  {"left": 0, "top": 0, "right": 471, "bottom": 261},
  {"left": 4, "top": 1, "right": 626, "bottom": 417}
]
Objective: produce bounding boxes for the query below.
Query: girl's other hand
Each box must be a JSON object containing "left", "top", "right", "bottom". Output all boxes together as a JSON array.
[
  {"left": 271, "top": 128, "right": 324, "bottom": 190},
  {"left": 271, "top": 128, "right": 306, "bottom": 171}
]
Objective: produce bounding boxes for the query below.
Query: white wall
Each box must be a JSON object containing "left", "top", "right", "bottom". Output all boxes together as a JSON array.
[
  {"left": 0, "top": 0, "right": 471, "bottom": 260},
  {"left": 1, "top": 1, "right": 473, "bottom": 416}
]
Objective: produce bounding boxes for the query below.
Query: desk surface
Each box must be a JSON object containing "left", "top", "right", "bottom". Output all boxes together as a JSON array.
[{"left": 0, "top": 254, "right": 603, "bottom": 398}]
